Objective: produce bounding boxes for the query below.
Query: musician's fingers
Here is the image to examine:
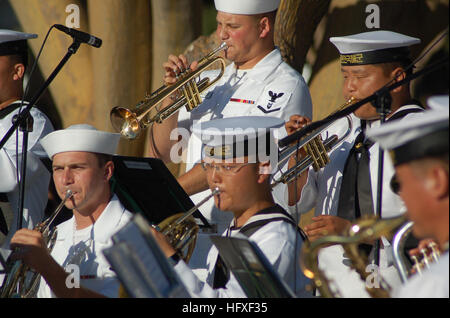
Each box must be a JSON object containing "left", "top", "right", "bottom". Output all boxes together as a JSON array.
[
  {"left": 304, "top": 219, "right": 327, "bottom": 231},
  {"left": 178, "top": 55, "right": 188, "bottom": 70},
  {"left": 304, "top": 228, "right": 329, "bottom": 239},
  {"left": 167, "top": 54, "right": 185, "bottom": 74},
  {"left": 190, "top": 60, "right": 199, "bottom": 72}
]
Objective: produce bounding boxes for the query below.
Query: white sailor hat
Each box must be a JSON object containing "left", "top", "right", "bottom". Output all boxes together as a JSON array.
[
  {"left": 192, "top": 116, "right": 283, "bottom": 162},
  {"left": 366, "top": 95, "right": 449, "bottom": 166},
  {"left": 330, "top": 30, "right": 420, "bottom": 66},
  {"left": 0, "top": 29, "right": 37, "bottom": 57},
  {"left": 214, "top": 0, "right": 280, "bottom": 15},
  {"left": 40, "top": 124, "right": 121, "bottom": 159}
]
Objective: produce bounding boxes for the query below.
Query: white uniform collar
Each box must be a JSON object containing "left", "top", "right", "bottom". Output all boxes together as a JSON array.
[
  {"left": 365, "top": 103, "right": 423, "bottom": 129},
  {"left": 56, "top": 194, "right": 127, "bottom": 244},
  {"left": 226, "top": 48, "right": 283, "bottom": 83}
]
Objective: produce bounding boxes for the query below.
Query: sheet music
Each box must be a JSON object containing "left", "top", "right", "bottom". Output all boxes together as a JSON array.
[
  {"left": 103, "top": 214, "right": 189, "bottom": 298},
  {"left": 210, "top": 234, "right": 296, "bottom": 298}
]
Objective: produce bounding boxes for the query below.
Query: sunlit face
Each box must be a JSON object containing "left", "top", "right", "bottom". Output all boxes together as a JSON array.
[
  {"left": 341, "top": 64, "right": 394, "bottom": 120},
  {"left": 395, "top": 164, "right": 437, "bottom": 239},
  {"left": 203, "top": 156, "right": 260, "bottom": 213},
  {"left": 52, "top": 151, "right": 112, "bottom": 213},
  {"left": 216, "top": 11, "right": 261, "bottom": 64}
]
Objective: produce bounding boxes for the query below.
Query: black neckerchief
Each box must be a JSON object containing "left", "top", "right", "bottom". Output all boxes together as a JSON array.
[{"left": 212, "top": 204, "right": 306, "bottom": 289}]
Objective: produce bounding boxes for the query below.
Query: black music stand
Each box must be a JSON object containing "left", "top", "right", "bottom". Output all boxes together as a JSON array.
[
  {"left": 102, "top": 213, "right": 190, "bottom": 298},
  {"left": 111, "top": 156, "right": 209, "bottom": 227},
  {"left": 210, "top": 235, "right": 296, "bottom": 298}
]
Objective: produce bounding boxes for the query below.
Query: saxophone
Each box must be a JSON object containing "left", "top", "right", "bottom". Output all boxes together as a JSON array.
[
  {"left": 0, "top": 189, "right": 73, "bottom": 298},
  {"left": 300, "top": 214, "right": 407, "bottom": 298}
]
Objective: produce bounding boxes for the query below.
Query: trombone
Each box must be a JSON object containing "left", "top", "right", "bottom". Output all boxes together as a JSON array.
[
  {"left": 110, "top": 42, "right": 228, "bottom": 139},
  {"left": 272, "top": 97, "right": 356, "bottom": 187}
]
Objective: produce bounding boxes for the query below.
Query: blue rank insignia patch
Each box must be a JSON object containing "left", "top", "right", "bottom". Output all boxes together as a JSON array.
[{"left": 257, "top": 90, "right": 284, "bottom": 113}]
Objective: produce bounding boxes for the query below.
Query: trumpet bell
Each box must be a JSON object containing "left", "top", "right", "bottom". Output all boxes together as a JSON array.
[
  {"left": 110, "top": 107, "right": 141, "bottom": 139},
  {"left": 110, "top": 43, "right": 228, "bottom": 140}
]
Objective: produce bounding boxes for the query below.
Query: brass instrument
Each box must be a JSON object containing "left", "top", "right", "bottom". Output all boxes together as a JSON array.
[
  {"left": 392, "top": 221, "right": 441, "bottom": 283},
  {"left": 0, "top": 189, "right": 73, "bottom": 298},
  {"left": 272, "top": 97, "right": 355, "bottom": 186},
  {"left": 300, "top": 214, "right": 407, "bottom": 298},
  {"left": 110, "top": 42, "right": 228, "bottom": 139},
  {"left": 157, "top": 187, "right": 220, "bottom": 263}
]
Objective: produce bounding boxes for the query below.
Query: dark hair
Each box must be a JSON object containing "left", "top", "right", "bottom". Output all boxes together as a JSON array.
[
  {"left": 9, "top": 53, "right": 28, "bottom": 69},
  {"left": 380, "top": 59, "right": 414, "bottom": 77},
  {"left": 95, "top": 153, "right": 113, "bottom": 168},
  {"left": 0, "top": 40, "right": 29, "bottom": 69},
  {"left": 253, "top": 10, "right": 278, "bottom": 25}
]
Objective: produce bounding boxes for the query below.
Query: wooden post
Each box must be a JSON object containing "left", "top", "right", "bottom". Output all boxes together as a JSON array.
[{"left": 88, "top": 0, "right": 152, "bottom": 156}]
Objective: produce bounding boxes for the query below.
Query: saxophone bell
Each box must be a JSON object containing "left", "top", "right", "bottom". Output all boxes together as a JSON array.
[{"left": 300, "top": 214, "right": 407, "bottom": 298}]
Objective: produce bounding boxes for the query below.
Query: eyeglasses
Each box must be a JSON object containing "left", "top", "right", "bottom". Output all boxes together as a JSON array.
[{"left": 200, "top": 162, "right": 253, "bottom": 175}]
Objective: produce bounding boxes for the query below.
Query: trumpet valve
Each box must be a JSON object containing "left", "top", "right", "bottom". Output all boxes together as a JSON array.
[{"left": 411, "top": 255, "right": 422, "bottom": 275}]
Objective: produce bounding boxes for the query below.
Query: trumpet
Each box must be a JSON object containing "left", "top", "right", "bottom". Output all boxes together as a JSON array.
[
  {"left": 1, "top": 189, "right": 73, "bottom": 298},
  {"left": 272, "top": 97, "right": 355, "bottom": 186},
  {"left": 392, "top": 221, "right": 442, "bottom": 283},
  {"left": 110, "top": 42, "right": 228, "bottom": 139},
  {"left": 157, "top": 187, "right": 220, "bottom": 262}
]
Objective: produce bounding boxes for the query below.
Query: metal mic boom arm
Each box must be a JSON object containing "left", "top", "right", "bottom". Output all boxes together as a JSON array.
[{"left": 278, "top": 56, "right": 449, "bottom": 149}]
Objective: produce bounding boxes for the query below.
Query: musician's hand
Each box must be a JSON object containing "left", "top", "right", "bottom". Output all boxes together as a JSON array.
[
  {"left": 163, "top": 54, "right": 199, "bottom": 85},
  {"left": 160, "top": 54, "right": 199, "bottom": 109},
  {"left": 149, "top": 227, "right": 177, "bottom": 259},
  {"left": 409, "top": 238, "right": 439, "bottom": 258},
  {"left": 285, "top": 115, "right": 311, "bottom": 160},
  {"left": 9, "top": 228, "right": 53, "bottom": 274},
  {"left": 304, "top": 215, "right": 350, "bottom": 242},
  {"left": 285, "top": 115, "right": 311, "bottom": 136}
]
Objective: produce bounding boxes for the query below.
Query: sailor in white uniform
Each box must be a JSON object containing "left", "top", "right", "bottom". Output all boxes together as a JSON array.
[
  {"left": 9, "top": 125, "right": 132, "bottom": 298},
  {"left": 148, "top": 0, "right": 312, "bottom": 277},
  {"left": 0, "top": 30, "right": 54, "bottom": 247},
  {"left": 367, "top": 95, "right": 449, "bottom": 298},
  {"left": 151, "top": 116, "right": 311, "bottom": 297},
  {"left": 285, "top": 31, "right": 424, "bottom": 297}
]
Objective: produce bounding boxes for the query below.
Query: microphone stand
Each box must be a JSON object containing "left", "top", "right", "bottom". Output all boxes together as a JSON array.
[
  {"left": 278, "top": 56, "right": 449, "bottom": 149},
  {"left": 371, "top": 86, "right": 392, "bottom": 267},
  {"left": 0, "top": 39, "right": 81, "bottom": 230},
  {"left": 14, "top": 114, "right": 33, "bottom": 230}
]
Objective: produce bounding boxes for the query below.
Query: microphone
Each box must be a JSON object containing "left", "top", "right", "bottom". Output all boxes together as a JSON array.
[{"left": 54, "top": 24, "right": 102, "bottom": 48}]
